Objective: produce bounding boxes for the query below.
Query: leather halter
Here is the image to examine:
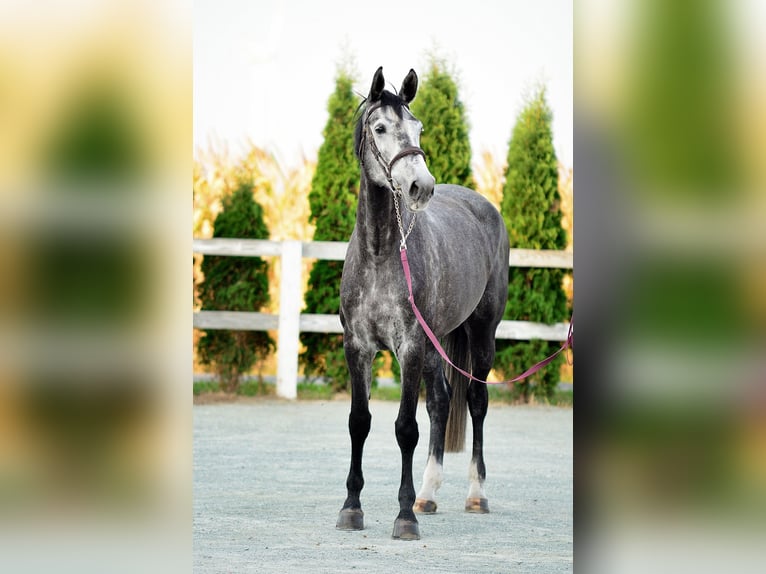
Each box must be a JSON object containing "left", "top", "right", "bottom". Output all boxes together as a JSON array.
[{"left": 359, "top": 101, "right": 426, "bottom": 193}]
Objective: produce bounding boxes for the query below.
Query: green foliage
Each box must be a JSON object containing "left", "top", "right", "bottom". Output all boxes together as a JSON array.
[
  {"left": 496, "top": 88, "right": 569, "bottom": 401},
  {"left": 300, "top": 69, "right": 360, "bottom": 391},
  {"left": 409, "top": 60, "right": 474, "bottom": 188},
  {"left": 301, "top": 261, "right": 349, "bottom": 390},
  {"left": 193, "top": 379, "right": 275, "bottom": 398},
  {"left": 487, "top": 384, "right": 573, "bottom": 407},
  {"left": 307, "top": 72, "right": 360, "bottom": 239},
  {"left": 297, "top": 383, "right": 336, "bottom": 401},
  {"left": 43, "top": 77, "right": 147, "bottom": 181},
  {"left": 625, "top": 0, "right": 740, "bottom": 200},
  {"left": 197, "top": 179, "right": 274, "bottom": 391}
]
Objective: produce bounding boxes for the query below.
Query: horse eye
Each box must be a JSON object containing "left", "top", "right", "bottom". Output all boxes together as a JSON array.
[{"left": 374, "top": 124, "right": 386, "bottom": 134}]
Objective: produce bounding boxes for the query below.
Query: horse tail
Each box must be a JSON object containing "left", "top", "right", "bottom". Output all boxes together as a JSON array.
[{"left": 444, "top": 326, "right": 471, "bottom": 453}]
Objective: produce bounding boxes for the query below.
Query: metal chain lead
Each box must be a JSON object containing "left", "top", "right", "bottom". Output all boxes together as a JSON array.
[{"left": 393, "top": 191, "right": 416, "bottom": 250}]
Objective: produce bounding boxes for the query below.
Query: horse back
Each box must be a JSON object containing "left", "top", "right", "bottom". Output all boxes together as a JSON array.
[
  {"left": 427, "top": 184, "right": 508, "bottom": 264},
  {"left": 410, "top": 184, "right": 509, "bottom": 331}
]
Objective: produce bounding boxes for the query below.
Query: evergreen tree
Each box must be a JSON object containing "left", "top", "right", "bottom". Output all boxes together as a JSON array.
[
  {"left": 300, "top": 69, "right": 360, "bottom": 391},
  {"left": 43, "top": 77, "right": 146, "bottom": 180},
  {"left": 496, "top": 88, "right": 569, "bottom": 401},
  {"left": 197, "top": 179, "right": 274, "bottom": 392},
  {"left": 409, "top": 60, "right": 474, "bottom": 188}
]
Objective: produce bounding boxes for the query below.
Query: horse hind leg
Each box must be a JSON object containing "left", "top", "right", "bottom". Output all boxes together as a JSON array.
[
  {"left": 414, "top": 360, "right": 451, "bottom": 514},
  {"left": 465, "top": 379, "right": 490, "bottom": 513},
  {"left": 464, "top": 326, "right": 495, "bottom": 514}
]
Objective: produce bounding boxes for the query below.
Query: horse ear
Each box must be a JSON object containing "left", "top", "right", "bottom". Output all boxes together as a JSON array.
[
  {"left": 369, "top": 66, "right": 385, "bottom": 102},
  {"left": 399, "top": 69, "right": 418, "bottom": 104}
]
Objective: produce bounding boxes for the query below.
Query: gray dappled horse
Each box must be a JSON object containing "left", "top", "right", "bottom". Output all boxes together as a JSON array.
[{"left": 336, "top": 67, "right": 509, "bottom": 540}]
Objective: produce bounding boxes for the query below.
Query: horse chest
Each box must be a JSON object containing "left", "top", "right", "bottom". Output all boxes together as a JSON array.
[{"left": 341, "top": 266, "right": 413, "bottom": 350}]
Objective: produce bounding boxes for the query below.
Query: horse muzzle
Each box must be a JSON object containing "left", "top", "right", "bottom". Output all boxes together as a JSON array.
[{"left": 404, "top": 175, "right": 435, "bottom": 212}]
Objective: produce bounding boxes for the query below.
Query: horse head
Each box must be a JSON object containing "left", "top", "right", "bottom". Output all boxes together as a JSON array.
[{"left": 356, "top": 67, "right": 436, "bottom": 212}]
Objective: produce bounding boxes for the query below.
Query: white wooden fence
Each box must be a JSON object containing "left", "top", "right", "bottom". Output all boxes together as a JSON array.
[{"left": 193, "top": 238, "right": 573, "bottom": 399}]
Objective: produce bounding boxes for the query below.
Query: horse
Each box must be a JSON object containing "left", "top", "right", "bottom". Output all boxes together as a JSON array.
[{"left": 336, "top": 67, "right": 510, "bottom": 540}]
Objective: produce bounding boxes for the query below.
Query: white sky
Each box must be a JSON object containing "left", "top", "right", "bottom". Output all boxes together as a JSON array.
[{"left": 193, "top": 0, "right": 573, "bottom": 169}]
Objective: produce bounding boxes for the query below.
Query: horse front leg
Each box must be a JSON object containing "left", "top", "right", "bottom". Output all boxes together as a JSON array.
[
  {"left": 414, "top": 354, "right": 451, "bottom": 514},
  {"left": 336, "top": 341, "right": 374, "bottom": 531},
  {"left": 391, "top": 348, "right": 423, "bottom": 540}
]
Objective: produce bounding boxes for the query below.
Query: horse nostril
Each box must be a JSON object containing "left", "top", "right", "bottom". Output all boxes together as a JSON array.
[{"left": 409, "top": 179, "right": 434, "bottom": 204}]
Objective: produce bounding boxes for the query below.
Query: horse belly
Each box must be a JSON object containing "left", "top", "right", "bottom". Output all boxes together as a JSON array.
[{"left": 426, "top": 260, "right": 492, "bottom": 334}]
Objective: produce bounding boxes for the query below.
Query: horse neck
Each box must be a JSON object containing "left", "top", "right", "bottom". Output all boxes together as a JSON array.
[{"left": 355, "top": 175, "right": 401, "bottom": 258}]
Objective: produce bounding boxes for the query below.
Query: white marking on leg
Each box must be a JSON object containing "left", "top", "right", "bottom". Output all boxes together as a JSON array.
[
  {"left": 466, "top": 459, "right": 486, "bottom": 500},
  {"left": 416, "top": 455, "right": 443, "bottom": 502}
]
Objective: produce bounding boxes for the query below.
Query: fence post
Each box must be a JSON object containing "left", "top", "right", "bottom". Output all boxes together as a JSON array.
[{"left": 276, "top": 241, "right": 302, "bottom": 399}]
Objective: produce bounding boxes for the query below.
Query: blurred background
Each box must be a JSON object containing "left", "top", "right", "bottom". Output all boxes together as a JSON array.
[
  {"left": 576, "top": 0, "right": 766, "bottom": 572},
  {"left": 0, "top": 1, "right": 190, "bottom": 572}
]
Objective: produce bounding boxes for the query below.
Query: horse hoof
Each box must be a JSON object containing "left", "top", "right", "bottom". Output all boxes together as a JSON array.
[
  {"left": 392, "top": 518, "right": 420, "bottom": 540},
  {"left": 465, "top": 497, "right": 490, "bottom": 513},
  {"left": 414, "top": 498, "right": 438, "bottom": 514},
  {"left": 336, "top": 508, "right": 364, "bottom": 530}
]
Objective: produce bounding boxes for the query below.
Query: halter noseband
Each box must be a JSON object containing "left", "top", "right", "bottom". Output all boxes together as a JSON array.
[{"left": 359, "top": 102, "right": 426, "bottom": 194}]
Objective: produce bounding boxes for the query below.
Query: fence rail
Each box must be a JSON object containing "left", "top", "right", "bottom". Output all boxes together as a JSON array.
[{"left": 193, "top": 239, "right": 573, "bottom": 399}]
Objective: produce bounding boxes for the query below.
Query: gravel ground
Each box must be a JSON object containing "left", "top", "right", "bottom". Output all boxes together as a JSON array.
[{"left": 193, "top": 398, "right": 572, "bottom": 573}]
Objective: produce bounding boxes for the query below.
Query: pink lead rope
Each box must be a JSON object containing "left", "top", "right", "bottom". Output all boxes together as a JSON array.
[{"left": 400, "top": 247, "right": 573, "bottom": 385}]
